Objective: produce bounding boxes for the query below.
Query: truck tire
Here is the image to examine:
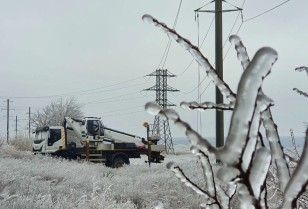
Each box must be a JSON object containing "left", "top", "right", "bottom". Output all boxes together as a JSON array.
[{"left": 112, "top": 156, "right": 129, "bottom": 168}]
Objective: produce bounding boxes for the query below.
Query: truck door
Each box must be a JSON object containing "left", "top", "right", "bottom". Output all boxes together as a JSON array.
[{"left": 47, "top": 128, "right": 62, "bottom": 151}]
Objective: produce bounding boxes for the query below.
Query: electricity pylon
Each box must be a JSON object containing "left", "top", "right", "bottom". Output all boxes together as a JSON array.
[{"left": 144, "top": 69, "right": 179, "bottom": 154}]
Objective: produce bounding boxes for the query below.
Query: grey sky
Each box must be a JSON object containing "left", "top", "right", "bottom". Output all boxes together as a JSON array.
[{"left": 0, "top": 0, "right": 307, "bottom": 140}]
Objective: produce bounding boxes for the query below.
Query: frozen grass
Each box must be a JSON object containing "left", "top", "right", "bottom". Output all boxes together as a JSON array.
[{"left": 0, "top": 144, "right": 206, "bottom": 209}]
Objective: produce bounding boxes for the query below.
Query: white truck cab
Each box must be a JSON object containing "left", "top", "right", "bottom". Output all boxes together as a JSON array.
[{"left": 33, "top": 126, "right": 65, "bottom": 154}]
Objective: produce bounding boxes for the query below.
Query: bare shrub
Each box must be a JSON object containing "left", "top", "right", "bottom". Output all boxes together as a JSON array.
[{"left": 10, "top": 136, "right": 32, "bottom": 151}]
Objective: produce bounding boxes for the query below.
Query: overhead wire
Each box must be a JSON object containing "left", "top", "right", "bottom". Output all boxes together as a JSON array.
[
  {"left": 89, "top": 105, "right": 144, "bottom": 115},
  {"left": 176, "top": 16, "right": 215, "bottom": 77},
  {"left": 156, "top": 0, "right": 183, "bottom": 70},
  {"left": 85, "top": 94, "right": 154, "bottom": 105},
  {"left": 83, "top": 91, "right": 153, "bottom": 104},
  {"left": 223, "top": 0, "right": 246, "bottom": 60},
  {"left": 100, "top": 110, "right": 144, "bottom": 118},
  {"left": 244, "top": 0, "right": 291, "bottom": 22},
  {"left": 0, "top": 79, "right": 151, "bottom": 99},
  {"left": 180, "top": 75, "right": 208, "bottom": 94}
]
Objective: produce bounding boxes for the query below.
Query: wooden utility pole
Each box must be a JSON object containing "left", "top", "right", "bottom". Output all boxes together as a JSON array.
[
  {"left": 15, "top": 116, "right": 17, "bottom": 139},
  {"left": 28, "top": 107, "right": 31, "bottom": 139},
  {"left": 215, "top": 0, "right": 224, "bottom": 148},
  {"left": 6, "top": 99, "right": 9, "bottom": 144}
]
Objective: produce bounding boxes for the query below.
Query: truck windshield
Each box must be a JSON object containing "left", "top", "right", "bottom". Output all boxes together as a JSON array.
[{"left": 35, "top": 131, "right": 48, "bottom": 140}]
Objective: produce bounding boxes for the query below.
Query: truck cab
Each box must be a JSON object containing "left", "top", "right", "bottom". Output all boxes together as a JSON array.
[{"left": 33, "top": 126, "right": 64, "bottom": 154}]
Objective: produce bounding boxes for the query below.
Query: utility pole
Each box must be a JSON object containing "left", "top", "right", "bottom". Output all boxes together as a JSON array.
[
  {"left": 7, "top": 99, "right": 9, "bottom": 144},
  {"left": 28, "top": 107, "right": 31, "bottom": 139},
  {"left": 15, "top": 115, "right": 18, "bottom": 139},
  {"left": 215, "top": 0, "right": 224, "bottom": 148},
  {"left": 195, "top": 1, "right": 241, "bottom": 148}
]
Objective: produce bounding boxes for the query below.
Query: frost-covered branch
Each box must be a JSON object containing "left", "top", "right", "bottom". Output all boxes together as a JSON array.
[
  {"left": 180, "top": 101, "right": 234, "bottom": 111},
  {"left": 142, "top": 14, "right": 236, "bottom": 104},
  {"left": 295, "top": 66, "right": 308, "bottom": 75},
  {"left": 281, "top": 128, "right": 308, "bottom": 209},
  {"left": 293, "top": 88, "right": 308, "bottom": 98},
  {"left": 166, "top": 162, "right": 216, "bottom": 202},
  {"left": 143, "top": 14, "right": 307, "bottom": 209},
  {"left": 231, "top": 35, "right": 291, "bottom": 191}
]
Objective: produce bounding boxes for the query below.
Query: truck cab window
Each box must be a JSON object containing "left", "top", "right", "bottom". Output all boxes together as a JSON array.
[{"left": 48, "top": 129, "right": 61, "bottom": 146}]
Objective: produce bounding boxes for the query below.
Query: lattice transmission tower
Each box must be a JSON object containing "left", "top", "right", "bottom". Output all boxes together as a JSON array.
[{"left": 144, "top": 69, "right": 179, "bottom": 154}]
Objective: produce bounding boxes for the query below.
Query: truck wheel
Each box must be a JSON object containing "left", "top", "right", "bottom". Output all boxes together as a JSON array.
[{"left": 112, "top": 156, "right": 128, "bottom": 168}]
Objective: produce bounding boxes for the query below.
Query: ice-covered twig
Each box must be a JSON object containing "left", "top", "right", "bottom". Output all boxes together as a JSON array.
[
  {"left": 142, "top": 14, "right": 236, "bottom": 103},
  {"left": 261, "top": 110, "right": 291, "bottom": 191},
  {"left": 293, "top": 88, "right": 308, "bottom": 98},
  {"left": 241, "top": 93, "right": 273, "bottom": 172},
  {"left": 249, "top": 148, "right": 272, "bottom": 200},
  {"left": 281, "top": 128, "right": 308, "bottom": 209},
  {"left": 229, "top": 35, "right": 250, "bottom": 71},
  {"left": 295, "top": 66, "right": 308, "bottom": 75},
  {"left": 166, "top": 162, "right": 216, "bottom": 203},
  {"left": 146, "top": 102, "right": 218, "bottom": 156},
  {"left": 180, "top": 101, "right": 234, "bottom": 111},
  {"left": 191, "top": 146, "right": 216, "bottom": 197},
  {"left": 290, "top": 129, "right": 300, "bottom": 160}
]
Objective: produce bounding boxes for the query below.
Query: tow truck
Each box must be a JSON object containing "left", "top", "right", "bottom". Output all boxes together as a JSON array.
[{"left": 32, "top": 117, "right": 165, "bottom": 167}]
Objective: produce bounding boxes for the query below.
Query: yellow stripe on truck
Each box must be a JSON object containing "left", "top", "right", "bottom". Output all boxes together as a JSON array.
[{"left": 62, "top": 127, "right": 66, "bottom": 149}]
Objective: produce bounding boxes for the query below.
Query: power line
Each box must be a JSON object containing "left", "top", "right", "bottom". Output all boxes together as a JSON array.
[
  {"left": 223, "top": 0, "right": 246, "bottom": 60},
  {"left": 99, "top": 110, "right": 144, "bottom": 118},
  {"left": 244, "top": 0, "right": 291, "bottom": 22},
  {"left": 87, "top": 105, "right": 145, "bottom": 116},
  {"left": 85, "top": 95, "right": 154, "bottom": 105},
  {"left": 157, "top": 0, "right": 183, "bottom": 69},
  {"left": 180, "top": 75, "right": 208, "bottom": 94},
  {"left": 0, "top": 76, "right": 147, "bottom": 99},
  {"left": 0, "top": 80, "right": 151, "bottom": 99},
  {"left": 176, "top": 16, "right": 215, "bottom": 77},
  {"left": 84, "top": 91, "right": 152, "bottom": 104}
]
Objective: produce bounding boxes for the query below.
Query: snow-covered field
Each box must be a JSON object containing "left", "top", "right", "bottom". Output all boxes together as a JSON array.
[{"left": 0, "top": 143, "right": 209, "bottom": 209}]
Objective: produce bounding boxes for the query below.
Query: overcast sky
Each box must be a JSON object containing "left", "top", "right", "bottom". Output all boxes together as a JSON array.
[{"left": 0, "top": 0, "right": 307, "bottom": 142}]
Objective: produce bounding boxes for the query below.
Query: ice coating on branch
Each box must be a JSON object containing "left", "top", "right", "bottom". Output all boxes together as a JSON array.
[
  {"left": 180, "top": 101, "right": 234, "bottom": 111},
  {"left": 293, "top": 88, "right": 308, "bottom": 98},
  {"left": 281, "top": 128, "right": 308, "bottom": 209},
  {"left": 142, "top": 14, "right": 236, "bottom": 103},
  {"left": 142, "top": 14, "right": 156, "bottom": 24},
  {"left": 295, "top": 66, "right": 308, "bottom": 75},
  {"left": 220, "top": 47, "right": 277, "bottom": 165},
  {"left": 241, "top": 93, "right": 273, "bottom": 172},
  {"left": 230, "top": 35, "right": 291, "bottom": 191},
  {"left": 186, "top": 129, "right": 216, "bottom": 156},
  {"left": 249, "top": 148, "right": 271, "bottom": 199},
  {"left": 229, "top": 35, "right": 250, "bottom": 70},
  {"left": 166, "top": 162, "right": 213, "bottom": 199},
  {"left": 163, "top": 108, "right": 179, "bottom": 121},
  {"left": 261, "top": 110, "right": 290, "bottom": 191},
  {"left": 145, "top": 101, "right": 161, "bottom": 115},
  {"left": 226, "top": 183, "right": 237, "bottom": 198},
  {"left": 217, "top": 167, "right": 240, "bottom": 182},
  {"left": 191, "top": 146, "right": 216, "bottom": 197},
  {"left": 238, "top": 184, "right": 255, "bottom": 209}
]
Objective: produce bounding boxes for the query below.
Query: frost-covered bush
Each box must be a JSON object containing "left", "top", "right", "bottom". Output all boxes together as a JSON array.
[
  {"left": 10, "top": 136, "right": 33, "bottom": 151},
  {"left": 143, "top": 14, "right": 308, "bottom": 209},
  {"left": 0, "top": 149, "right": 211, "bottom": 209}
]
